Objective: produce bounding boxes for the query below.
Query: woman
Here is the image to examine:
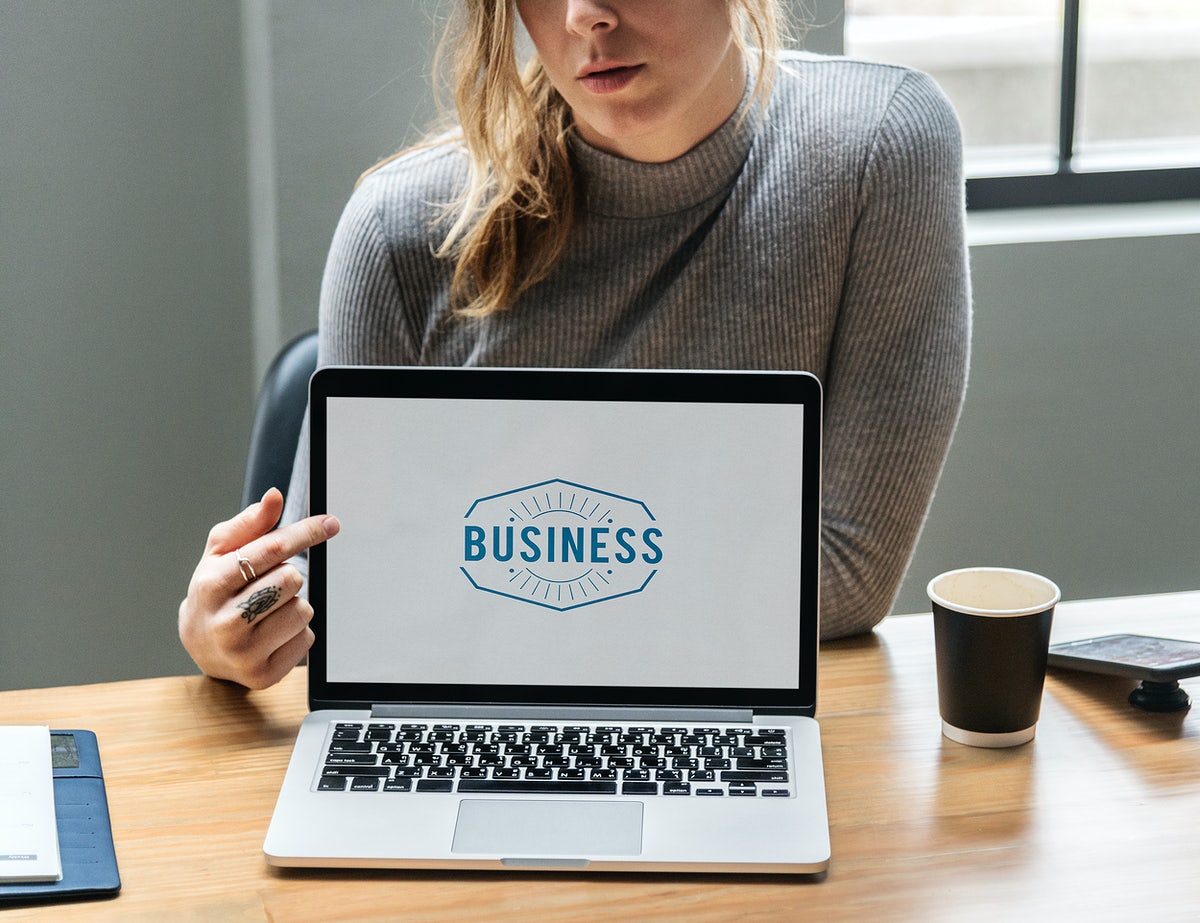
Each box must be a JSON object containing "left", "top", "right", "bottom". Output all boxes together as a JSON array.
[{"left": 180, "top": 0, "right": 970, "bottom": 689}]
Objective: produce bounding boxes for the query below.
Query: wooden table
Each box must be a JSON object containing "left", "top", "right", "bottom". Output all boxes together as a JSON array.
[{"left": 3, "top": 592, "right": 1198, "bottom": 921}]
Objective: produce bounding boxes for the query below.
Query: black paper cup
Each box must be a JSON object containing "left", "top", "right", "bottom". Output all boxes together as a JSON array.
[{"left": 928, "top": 567, "right": 1060, "bottom": 747}]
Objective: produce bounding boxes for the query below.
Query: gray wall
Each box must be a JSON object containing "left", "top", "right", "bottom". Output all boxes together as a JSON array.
[
  {"left": 2, "top": 2, "right": 253, "bottom": 690},
  {"left": 0, "top": 2, "right": 1194, "bottom": 691},
  {"left": 894, "top": 230, "right": 1200, "bottom": 614}
]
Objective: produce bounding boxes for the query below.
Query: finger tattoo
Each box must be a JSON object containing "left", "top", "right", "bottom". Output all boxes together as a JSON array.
[{"left": 238, "top": 586, "right": 281, "bottom": 624}]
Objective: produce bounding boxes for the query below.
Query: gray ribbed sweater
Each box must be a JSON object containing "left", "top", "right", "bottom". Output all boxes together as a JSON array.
[{"left": 283, "top": 51, "right": 972, "bottom": 640}]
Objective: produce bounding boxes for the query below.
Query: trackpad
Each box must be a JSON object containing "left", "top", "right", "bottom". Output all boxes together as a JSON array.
[{"left": 452, "top": 800, "right": 643, "bottom": 857}]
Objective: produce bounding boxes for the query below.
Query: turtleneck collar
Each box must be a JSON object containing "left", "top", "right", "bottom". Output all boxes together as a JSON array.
[{"left": 569, "top": 75, "right": 760, "bottom": 219}]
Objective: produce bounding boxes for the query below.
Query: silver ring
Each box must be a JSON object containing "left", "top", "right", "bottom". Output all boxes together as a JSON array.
[{"left": 235, "top": 549, "right": 257, "bottom": 584}]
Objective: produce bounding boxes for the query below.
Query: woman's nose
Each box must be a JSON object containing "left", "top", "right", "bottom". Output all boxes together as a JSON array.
[{"left": 564, "top": 0, "right": 618, "bottom": 36}]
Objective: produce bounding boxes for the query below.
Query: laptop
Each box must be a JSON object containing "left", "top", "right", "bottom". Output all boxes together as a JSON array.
[{"left": 263, "top": 366, "right": 830, "bottom": 874}]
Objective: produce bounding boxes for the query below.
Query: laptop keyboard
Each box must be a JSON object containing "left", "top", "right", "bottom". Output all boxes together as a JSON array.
[{"left": 317, "top": 721, "right": 791, "bottom": 797}]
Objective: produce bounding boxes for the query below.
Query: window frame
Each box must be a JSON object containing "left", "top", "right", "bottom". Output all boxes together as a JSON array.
[{"left": 837, "top": 0, "right": 1200, "bottom": 210}]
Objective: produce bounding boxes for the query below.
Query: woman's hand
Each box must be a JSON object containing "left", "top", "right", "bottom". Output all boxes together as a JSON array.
[{"left": 178, "top": 488, "right": 340, "bottom": 689}]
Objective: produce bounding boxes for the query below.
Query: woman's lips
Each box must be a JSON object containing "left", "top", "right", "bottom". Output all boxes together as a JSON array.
[{"left": 579, "top": 64, "right": 643, "bottom": 94}]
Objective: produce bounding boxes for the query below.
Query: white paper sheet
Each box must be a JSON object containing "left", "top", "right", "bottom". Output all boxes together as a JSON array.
[{"left": 0, "top": 726, "right": 62, "bottom": 882}]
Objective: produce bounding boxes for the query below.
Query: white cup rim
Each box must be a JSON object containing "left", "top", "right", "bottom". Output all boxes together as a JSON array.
[{"left": 927, "top": 567, "right": 1060, "bottom": 618}]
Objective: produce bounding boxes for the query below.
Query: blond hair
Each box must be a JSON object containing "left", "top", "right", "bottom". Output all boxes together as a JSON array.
[{"left": 417, "top": 1, "right": 785, "bottom": 317}]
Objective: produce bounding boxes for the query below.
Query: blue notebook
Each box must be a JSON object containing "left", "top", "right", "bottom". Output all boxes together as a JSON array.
[{"left": 0, "top": 730, "right": 120, "bottom": 905}]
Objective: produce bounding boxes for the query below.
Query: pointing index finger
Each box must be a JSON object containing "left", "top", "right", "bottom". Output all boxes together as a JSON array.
[{"left": 241, "top": 514, "right": 341, "bottom": 579}]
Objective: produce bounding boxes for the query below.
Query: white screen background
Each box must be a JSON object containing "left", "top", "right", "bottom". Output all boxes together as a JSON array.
[{"left": 322, "top": 396, "right": 806, "bottom": 690}]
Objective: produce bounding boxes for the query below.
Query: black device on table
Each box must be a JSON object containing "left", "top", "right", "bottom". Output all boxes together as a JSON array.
[{"left": 1048, "top": 634, "right": 1200, "bottom": 712}]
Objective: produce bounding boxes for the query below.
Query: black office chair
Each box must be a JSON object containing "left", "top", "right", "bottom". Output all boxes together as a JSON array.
[{"left": 241, "top": 329, "right": 319, "bottom": 509}]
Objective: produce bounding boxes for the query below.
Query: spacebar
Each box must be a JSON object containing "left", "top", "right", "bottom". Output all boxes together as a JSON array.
[{"left": 457, "top": 779, "right": 618, "bottom": 795}]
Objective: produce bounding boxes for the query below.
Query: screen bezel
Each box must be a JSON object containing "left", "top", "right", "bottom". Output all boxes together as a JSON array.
[{"left": 307, "top": 366, "right": 822, "bottom": 715}]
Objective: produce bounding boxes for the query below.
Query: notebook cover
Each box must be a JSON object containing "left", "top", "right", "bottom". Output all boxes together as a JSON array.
[{"left": 0, "top": 731, "right": 121, "bottom": 904}]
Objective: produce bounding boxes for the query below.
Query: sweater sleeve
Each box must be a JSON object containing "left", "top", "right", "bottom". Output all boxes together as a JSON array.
[{"left": 817, "top": 70, "right": 971, "bottom": 639}]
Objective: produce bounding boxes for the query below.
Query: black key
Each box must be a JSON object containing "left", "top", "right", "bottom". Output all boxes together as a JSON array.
[
  {"left": 350, "top": 777, "right": 381, "bottom": 792},
  {"left": 325, "top": 753, "right": 379, "bottom": 765},
  {"left": 416, "top": 779, "right": 454, "bottom": 793},
  {"left": 321, "top": 765, "right": 390, "bottom": 777},
  {"left": 328, "top": 740, "right": 372, "bottom": 753},
  {"left": 696, "top": 788, "right": 724, "bottom": 796},
  {"left": 318, "top": 775, "right": 348, "bottom": 791},
  {"left": 621, "top": 782, "right": 658, "bottom": 795},
  {"left": 763, "top": 789, "right": 791, "bottom": 797},
  {"left": 383, "top": 778, "right": 414, "bottom": 792},
  {"left": 722, "top": 770, "right": 790, "bottom": 783},
  {"left": 663, "top": 782, "right": 691, "bottom": 796},
  {"left": 458, "top": 779, "right": 618, "bottom": 795},
  {"left": 735, "top": 759, "right": 789, "bottom": 771},
  {"left": 729, "top": 784, "right": 758, "bottom": 797}
]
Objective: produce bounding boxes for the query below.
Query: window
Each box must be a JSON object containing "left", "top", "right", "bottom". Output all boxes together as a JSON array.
[{"left": 843, "top": 0, "right": 1200, "bottom": 208}]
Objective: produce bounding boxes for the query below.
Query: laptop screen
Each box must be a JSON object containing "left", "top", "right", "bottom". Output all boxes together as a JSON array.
[{"left": 308, "top": 367, "right": 821, "bottom": 713}]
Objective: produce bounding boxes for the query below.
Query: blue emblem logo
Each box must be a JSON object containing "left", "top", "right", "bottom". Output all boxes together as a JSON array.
[{"left": 461, "top": 478, "right": 662, "bottom": 611}]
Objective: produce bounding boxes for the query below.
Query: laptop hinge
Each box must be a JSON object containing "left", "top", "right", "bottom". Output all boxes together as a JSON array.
[{"left": 370, "top": 704, "right": 755, "bottom": 723}]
